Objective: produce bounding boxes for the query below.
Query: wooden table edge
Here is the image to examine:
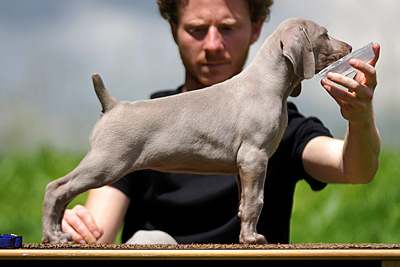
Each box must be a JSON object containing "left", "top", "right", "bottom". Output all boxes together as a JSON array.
[{"left": 1, "top": 249, "right": 400, "bottom": 260}]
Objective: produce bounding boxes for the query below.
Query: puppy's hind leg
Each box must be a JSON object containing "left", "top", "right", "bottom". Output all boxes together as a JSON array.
[
  {"left": 237, "top": 149, "right": 268, "bottom": 244},
  {"left": 42, "top": 150, "right": 132, "bottom": 244}
]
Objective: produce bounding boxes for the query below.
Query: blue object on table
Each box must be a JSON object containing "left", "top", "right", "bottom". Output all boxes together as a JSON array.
[{"left": 0, "top": 234, "right": 22, "bottom": 249}]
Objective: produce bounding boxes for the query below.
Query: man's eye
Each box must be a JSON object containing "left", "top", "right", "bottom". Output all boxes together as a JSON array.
[
  {"left": 187, "top": 27, "right": 208, "bottom": 39},
  {"left": 188, "top": 27, "right": 207, "bottom": 34},
  {"left": 221, "top": 26, "right": 233, "bottom": 31}
]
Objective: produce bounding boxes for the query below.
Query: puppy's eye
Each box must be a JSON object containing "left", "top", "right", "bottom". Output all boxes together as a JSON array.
[{"left": 322, "top": 32, "right": 330, "bottom": 40}]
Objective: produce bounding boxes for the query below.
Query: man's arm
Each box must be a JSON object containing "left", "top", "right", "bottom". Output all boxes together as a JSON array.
[
  {"left": 62, "top": 186, "right": 130, "bottom": 244},
  {"left": 302, "top": 43, "right": 381, "bottom": 184}
]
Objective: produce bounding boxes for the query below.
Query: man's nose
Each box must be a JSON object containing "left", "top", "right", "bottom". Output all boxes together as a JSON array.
[{"left": 204, "top": 26, "right": 224, "bottom": 52}]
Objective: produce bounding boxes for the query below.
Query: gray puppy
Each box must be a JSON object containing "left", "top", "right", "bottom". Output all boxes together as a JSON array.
[{"left": 42, "top": 18, "right": 351, "bottom": 244}]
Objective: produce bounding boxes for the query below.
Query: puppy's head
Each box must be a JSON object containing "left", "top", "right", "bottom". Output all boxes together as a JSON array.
[
  {"left": 304, "top": 20, "right": 352, "bottom": 74},
  {"left": 280, "top": 19, "right": 352, "bottom": 81}
]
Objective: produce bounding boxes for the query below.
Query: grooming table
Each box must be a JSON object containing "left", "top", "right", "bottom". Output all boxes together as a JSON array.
[{"left": 1, "top": 243, "right": 400, "bottom": 263}]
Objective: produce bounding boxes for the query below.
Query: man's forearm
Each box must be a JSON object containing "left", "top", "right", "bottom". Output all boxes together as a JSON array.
[{"left": 342, "top": 117, "right": 381, "bottom": 184}]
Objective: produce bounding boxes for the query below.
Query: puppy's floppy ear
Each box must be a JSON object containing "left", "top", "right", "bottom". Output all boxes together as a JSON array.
[
  {"left": 290, "top": 83, "right": 302, "bottom": 97},
  {"left": 281, "top": 25, "right": 315, "bottom": 79}
]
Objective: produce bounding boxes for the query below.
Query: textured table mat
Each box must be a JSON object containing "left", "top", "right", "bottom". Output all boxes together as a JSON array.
[{"left": 21, "top": 243, "right": 400, "bottom": 250}]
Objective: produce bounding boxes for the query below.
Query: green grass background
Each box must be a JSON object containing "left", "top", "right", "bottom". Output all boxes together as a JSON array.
[{"left": 0, "top": 146, "right": 399, "bottom": 244}]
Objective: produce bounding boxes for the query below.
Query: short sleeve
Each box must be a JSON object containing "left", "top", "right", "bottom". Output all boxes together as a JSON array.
[
  {"left": 286, "top": 103, "right": 333, "bottom": 191},
  {"left": 110, "top": 170, "right": 147, "bottom": 199}
]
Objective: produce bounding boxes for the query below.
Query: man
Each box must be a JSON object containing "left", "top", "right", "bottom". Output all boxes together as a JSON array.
[{"left": 62, "top": 0, "right": 381, "bottom": 244}]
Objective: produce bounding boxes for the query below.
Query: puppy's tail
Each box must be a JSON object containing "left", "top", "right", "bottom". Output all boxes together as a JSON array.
[{"left": 92, "top": 73, "right": 118, "bottom": 113}]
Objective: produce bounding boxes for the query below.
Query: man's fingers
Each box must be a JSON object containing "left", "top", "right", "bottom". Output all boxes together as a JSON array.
[
  {"left": 62, "top": 205, "right": 103, "bottom": 244},
  {"left": 62, "top": 218, "right": 85, "bottom": 244},
  {"left": 322, "top": 80, "right": 348, "bottom": 106},
  {"left": 350, "top": 59, "right": 377, "bottom": 89},
  {"left": 369, "top": 43, "right": 380, "bottom": 67},
  {"left": 324, "top": 72, "right": 373, "bottom": 102},
  {"left": 74, "top": 205, "right": 103, "bottom": 238},
  {"left": 321, "top": 77, "right": 365, "bottom": 110},
  {"left": 351, "top": 43, "right": 380, "bottom": 87}
]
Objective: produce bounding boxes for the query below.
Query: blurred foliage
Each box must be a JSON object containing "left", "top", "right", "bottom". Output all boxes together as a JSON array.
[
  {"left": 0, "top": 146, "right": 86, "bottom": 243},
  {"left": 0, "top": 146, "right": 399, "bottom": 244},
  {"left": 291, "top": 148, "right": 400, "bottom": 243}
]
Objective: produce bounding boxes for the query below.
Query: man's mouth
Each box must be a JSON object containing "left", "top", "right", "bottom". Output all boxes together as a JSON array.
[{"left": 201, "top": 62, "right": 227, "bottom": 69}]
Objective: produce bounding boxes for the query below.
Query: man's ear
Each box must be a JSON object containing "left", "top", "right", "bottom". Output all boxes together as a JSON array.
[
  {"left": 250, "top": 17, "right": 265, "bottom": 45},
  {"left": 281, "top": 25, "right": 315, "bottom": 79},
  {"left": 169, "top": 20, "right": 178, "bottom": 44}
]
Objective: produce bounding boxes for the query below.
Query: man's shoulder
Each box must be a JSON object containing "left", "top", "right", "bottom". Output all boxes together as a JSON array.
[
  {"left": 287, "top": 102, "right": 301, "bottom": 116},
  {"left": 284, "top": 102, "right": 332, "bottom": 154},
  {"left": 150, "top": 86, "right": 183, "bottom": 99},
  {"left": 286, "top": 102, "right": 306, "bottom": 123}
]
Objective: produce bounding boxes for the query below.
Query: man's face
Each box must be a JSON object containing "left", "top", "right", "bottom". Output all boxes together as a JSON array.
[{"left": 171, "top": 0, "right": 263, "bottom": 91}]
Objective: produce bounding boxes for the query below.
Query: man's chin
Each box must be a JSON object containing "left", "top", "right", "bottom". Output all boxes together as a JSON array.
[
  {"left": 198, "top": 73, "right": 234, "bottom": 87},
  {"left": 198, "top": 78, "right": 225, "bottom": 87}
]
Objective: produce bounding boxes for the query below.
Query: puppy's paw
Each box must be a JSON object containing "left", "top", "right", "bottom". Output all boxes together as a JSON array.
[
  {"left": 239, "top": 233, "right": 267, "bottom": 244},
  {"left": 254, "top": 233, "right": 267, "bottom": 244},
  {"left": 42, "top": 231, "right": 73, "bottom": 244}
]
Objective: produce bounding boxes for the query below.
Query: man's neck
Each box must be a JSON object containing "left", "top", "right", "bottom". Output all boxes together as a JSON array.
[
  {"left": 182, "top": 72, "right": 212, "bottom": 92},
  {"left": 181, "top": 80, "right": 204, "bottom": 93}
]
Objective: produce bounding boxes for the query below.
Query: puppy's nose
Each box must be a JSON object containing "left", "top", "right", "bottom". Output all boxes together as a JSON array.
[{"left": 347, "top": 44, "right": 352, "bottom": 53}]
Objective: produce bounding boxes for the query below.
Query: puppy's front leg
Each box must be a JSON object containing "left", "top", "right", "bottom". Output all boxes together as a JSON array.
[{"left": 237, "top": 149, "right": 268, "bottom": 244}]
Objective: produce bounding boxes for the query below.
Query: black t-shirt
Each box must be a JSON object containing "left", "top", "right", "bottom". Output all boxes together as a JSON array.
[{"left": 111, "top": 86, "right": 333, "bottom": 244}]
